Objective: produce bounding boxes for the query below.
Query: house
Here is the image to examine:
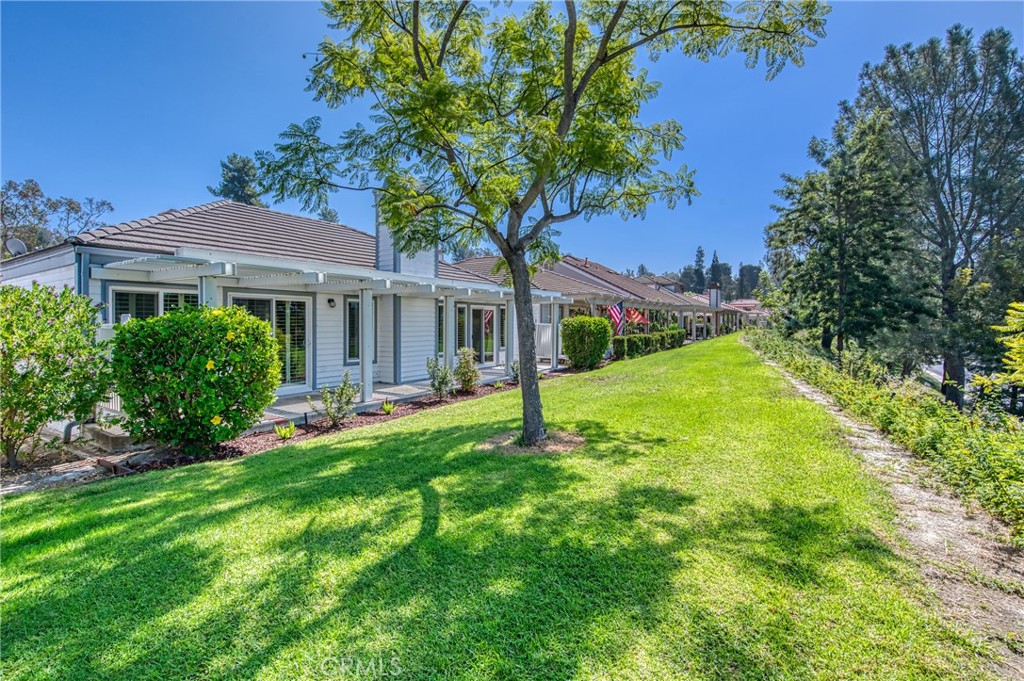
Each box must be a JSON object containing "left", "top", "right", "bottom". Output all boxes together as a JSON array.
[
  {"left": 552, "top": 255, "right": 716, "bottom": 339},
  {"left": 0, "top": 201, "right": 572, "bottom": 408}
]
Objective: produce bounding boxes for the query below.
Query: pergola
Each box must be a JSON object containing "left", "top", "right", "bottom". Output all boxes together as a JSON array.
[{"left": 91, "top": 247, "right": 571, "bottom": 403}]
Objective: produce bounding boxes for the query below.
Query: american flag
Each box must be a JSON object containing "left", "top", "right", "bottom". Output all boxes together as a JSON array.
[
  {"left": 626, "top": 307, "right": 649, "bottom": 325},
  {"left": 608, "top": 301, "right": 625, "bottom": 334},
  {"left": 483, "top": 309, "right": 493, "bottom": 326}
]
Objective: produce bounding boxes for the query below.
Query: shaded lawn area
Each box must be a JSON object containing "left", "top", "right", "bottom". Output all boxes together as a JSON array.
[{"left": 1, "top": 336, "right": 994, "bottom": 680}]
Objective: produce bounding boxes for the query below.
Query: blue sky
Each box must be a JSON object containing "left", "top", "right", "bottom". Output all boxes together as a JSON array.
[{"left": 3, "top": 2, "right": 1022, "bottom": 274}]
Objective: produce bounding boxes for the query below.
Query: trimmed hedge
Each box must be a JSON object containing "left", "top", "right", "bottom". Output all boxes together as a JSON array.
[
  {"left": 561, "top": 316, "right": 613, "bottom": 370},
  {"left": 112, "top": 306, "right": 281, "bottom": 454},
  {"left": 748, "top": 330, "right": 1024, "bottom": 541},
  {"left": 612, "top": 328, "right": 689, "bottom": 359}
]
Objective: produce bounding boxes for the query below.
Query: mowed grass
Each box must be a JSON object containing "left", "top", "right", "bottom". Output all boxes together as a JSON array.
[{"left": 1, "top": 336, "right": 994, "bottom": 680}]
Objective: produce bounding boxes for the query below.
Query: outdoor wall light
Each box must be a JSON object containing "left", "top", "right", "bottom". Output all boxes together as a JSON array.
[{"left": 327, "top": 298, "right": 337, "bottom": 308}]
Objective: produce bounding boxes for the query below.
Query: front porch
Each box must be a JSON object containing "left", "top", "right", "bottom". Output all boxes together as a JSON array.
[{"left": 261, "top": 365, "right": 526, "bottom": 426}]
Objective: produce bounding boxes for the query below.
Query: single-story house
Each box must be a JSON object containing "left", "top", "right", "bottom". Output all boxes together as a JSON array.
[{"left": 0, "top": 201, "right": 573, "bottom": 406}]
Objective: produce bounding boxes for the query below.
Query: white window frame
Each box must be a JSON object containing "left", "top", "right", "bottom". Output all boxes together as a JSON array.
[
  {"left": 108, "top": 285, "right": 199, "bottom": 322},
  {"left": 343, "top": 295, "right": 378, "bottom": 366},
  {"left": 227, "top": 292, "right": 313, "bottom": 395}
]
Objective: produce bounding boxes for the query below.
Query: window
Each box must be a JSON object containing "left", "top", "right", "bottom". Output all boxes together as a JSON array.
[
  {"left": 112, "top": 288, "right": 200, "bottom": 322},
  {"left": 456, "top": 305, "right": 467, "bottom": 348},
  {"left": 232, "top": 296, "right": 309, "bottom": 386},
  {"left": 345, "top": 296, "right": 378, "bottom": 364},
  {"left": 163, "top": 292, "right": 199, "bottom": 312},
  {"left": 436, "top": 303, "right": 444, "bottom": 354},
  {"left": 113, "top": 291, "right": 157, "bottom": 321},
  {"left": 498, "top": 307, "right": 506, "bottom": 349},
  {"left": 539, "top": 305, "right": 552, "bottom": 324}
]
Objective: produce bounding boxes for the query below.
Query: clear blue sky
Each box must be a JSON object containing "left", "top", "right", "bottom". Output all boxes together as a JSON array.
[{"left": 3, "top": 1, "right": 1022, "bottom": 274}]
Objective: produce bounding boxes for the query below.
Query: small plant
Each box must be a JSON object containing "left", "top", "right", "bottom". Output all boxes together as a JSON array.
[
  {"left": 308, "top": 372, "right": 359, "bottom": 427},
  {"left": 274, "top": 422, "right": 296, "bottom": 440},
  {"left": 493, "top": 380, "right": 504, "bottom": 390},
  {"left": 426, "top": 356, "right": 455, "bottom": 400},
  {"left": 508, "top": 360, "right": 521, "bottom": 383},
  {"left": 454, "top": 346, "right": 481, "bottom": 392},
  {"left": 381, "top": 398, "right": 395, "bottom": 415}
]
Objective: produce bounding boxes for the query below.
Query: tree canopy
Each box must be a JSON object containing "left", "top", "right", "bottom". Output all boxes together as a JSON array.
[
  {"left": 260, "top": 0, "right": 828, "bottom": 443},
  {"left": 209, "top": 153, "right": 267, "bottom": 206}
]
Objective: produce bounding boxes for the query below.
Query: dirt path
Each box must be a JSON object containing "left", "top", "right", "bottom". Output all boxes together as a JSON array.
[{"left": 769, "top": 360, "right": 1024, "bottom": 678}]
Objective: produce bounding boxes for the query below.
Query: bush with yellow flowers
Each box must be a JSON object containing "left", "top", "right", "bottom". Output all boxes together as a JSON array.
[{"left": 112, "top": 306, "right": 281, "bottom": 454}]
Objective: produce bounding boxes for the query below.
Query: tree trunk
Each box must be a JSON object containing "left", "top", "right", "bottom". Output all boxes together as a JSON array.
[
  {"left": 506, "top": 250, "right": 547, "bottom": 445},
  {"left": 5, "top": 442, "right": 18, "bottom": 469},
  {"left": 820, "top": 326, "right": 833, "bottom": 354},
  {"left": 941, "top": 350, "right": 966, "bottom": 409}
]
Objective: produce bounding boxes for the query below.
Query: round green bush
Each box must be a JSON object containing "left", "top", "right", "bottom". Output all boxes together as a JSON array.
[
  {"left": 560, "top": 316, "right": 613, "bottom": 370},
  {"left": 112, "top": 306, "right": 281, "bottom": 454}
]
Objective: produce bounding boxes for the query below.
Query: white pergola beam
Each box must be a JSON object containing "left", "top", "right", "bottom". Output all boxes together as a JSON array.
[
  {"left": 238, "top": 271, "right": 325, "bottom": 287},
  {"left": 150, "top": 262, "right": 235, "bottom": 282}
]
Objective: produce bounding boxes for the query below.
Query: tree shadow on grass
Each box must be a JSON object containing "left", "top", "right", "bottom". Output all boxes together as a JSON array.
[{"left": 2, "top": 416, "right": 939, "bottom": 680}]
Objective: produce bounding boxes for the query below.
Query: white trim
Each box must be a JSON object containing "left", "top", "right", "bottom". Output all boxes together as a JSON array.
[
  {"left": 108, "top": 284, "right": 200, "bottom": 320},
  {"left": 228, "top": 292, "right": 313, "bottom": 394}
]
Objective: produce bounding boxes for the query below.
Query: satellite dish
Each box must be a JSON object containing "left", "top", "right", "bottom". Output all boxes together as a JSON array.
[{"left": 4, "top": 238, "right": 28, "bottom": 257}]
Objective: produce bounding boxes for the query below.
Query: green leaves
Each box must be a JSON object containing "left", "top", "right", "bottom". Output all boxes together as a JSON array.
[
  {"left": 0, "top": 283, "right": 112, "bottom": 465},
  {"left": 111, "top": 306, "right": 281, "bottom": 455},
  {"left": 261, "top": 1, "right": 828, "bottom": 255}
]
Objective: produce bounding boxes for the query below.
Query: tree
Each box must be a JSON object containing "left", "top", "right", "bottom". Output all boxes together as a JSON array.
[
  {"left": 706, "top": 250, "right": 722, "bottom": 286},
  {"left": 636, "top": 263, "right": 651, "bottom": 277},
  {"left": 857, "top": 25, "right": 1024, "bottom": 407},
  {"left": 737, "top": 263, "right": 761, "bottom": 299},
  {"left": 208, "top": 153, "right": 266, "bottom": 206},
  {"left": 767, "top": 109, "right": 923, "bottom": 357},
  {"left": 259, "top": 1, "right": 828, "bottom": 444},
  {"left": 317, "top": 206, "right": 340, "bottom": 223},
  {"left": 692, "top": 245, "right": 707, "bottom": 291},
  {"left": 1, "top": 179, "right": 113, "bottom": 257},
  {"left": 0, "top": 283, "right": 112, "bottom": 468}
]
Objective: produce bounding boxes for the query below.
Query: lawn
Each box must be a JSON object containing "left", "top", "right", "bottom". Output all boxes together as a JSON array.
[{"left": 1, "top": 336, "right": 994, "bottom": 680}]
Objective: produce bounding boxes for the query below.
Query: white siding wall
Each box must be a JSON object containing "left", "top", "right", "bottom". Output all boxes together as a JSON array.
[
  {"left": 316, "top": 294, "right": 346, "bottom": 388},
  {"left": 3, "top": 263, "right": 76, "bottom": 290},
  {"left": 377, "top": 294, "right": 395, "bottom": 383},
  {"left": 400, "top": 296, "right": 438, "bottom": 381},
  {"left": 376, "top": 224, "right": 394, "bottom": 272}
]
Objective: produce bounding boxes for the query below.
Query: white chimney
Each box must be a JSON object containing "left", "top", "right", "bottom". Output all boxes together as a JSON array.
[
  {"left": 374, "top": 193, "right": 438, "bottom": 277},
  {"left": 707, "top": 284, "right": 721, "bottom": 309}
]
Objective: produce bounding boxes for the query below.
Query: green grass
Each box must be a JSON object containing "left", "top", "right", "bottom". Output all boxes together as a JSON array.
[{"left": 1, "top": 336, "right": 994, "bottom": 680}]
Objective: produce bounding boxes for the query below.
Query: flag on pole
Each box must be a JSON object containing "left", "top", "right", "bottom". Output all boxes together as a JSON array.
[
  {"left": 608, "top": 301, "right": 625, "bottom": 334},
  {"left": 626, "top": 307, "right": 649, "bottom": 325}
]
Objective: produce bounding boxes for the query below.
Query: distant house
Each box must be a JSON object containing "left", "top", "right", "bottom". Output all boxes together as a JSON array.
[{"left": 0, "top": 201, "right": 572, "bottom": 406}]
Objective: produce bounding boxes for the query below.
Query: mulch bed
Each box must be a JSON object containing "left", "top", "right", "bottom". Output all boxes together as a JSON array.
[{"left": 128, "top": 375, "right": 564, "bottom": 474}]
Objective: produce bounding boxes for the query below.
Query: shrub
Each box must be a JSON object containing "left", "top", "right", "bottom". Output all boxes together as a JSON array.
[
  {"left": 493, "top": 380, "right": 504, "bottom": 390},
  {"left": 748, "top": 329, "right": 1024, "bottom": 541},
  {"left": 309, "top": 373, "right": 360, "bottom": 427},
  {"left": 381, "top": 398, "right": 395, "bottom": 415},
  {"left": 112, "top": 306, "right": 280, "bottom": 455},
  {"left": 426, "top": 356, "right": 455, "bottom": 400},
  {"left": 274, "top": 422, "right": 296, "bottom": 440},
  {"left": 651, "top": 331, "right": 667, "bottom": 352},
  {"left": 454, "top": 346, "right": 481, "bottom": 392},
  {"left": 0, "top": 283, "right": 112, "bottom": 467},
  {"left": 508, "top": 360, "right": 520, "bottom": 383},
  {"left": 612, "top": 336, "right": 627, "bottom": 360},
  {"left": 560, "top": 316, "right": 612, "bottom": 370},
  {"left": 625, "top": 334, "right": 645, "bottom": 358}
]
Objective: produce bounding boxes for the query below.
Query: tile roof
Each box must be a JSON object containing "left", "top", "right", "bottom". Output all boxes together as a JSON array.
[
  {"left": 455, "top": 256, "right": 620, "bottom": 297},
  {"left": 72, "top": 200, "right": 492, "bottom": 284},
  {"left": 558, "top": 255, "right": 696, "bottom": 306}
]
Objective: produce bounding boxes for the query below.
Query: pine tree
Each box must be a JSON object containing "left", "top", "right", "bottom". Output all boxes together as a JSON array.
[
  {"left": 208, "top": 154, "right": 266, "bottom": 206},
  {"left": 692, "top": 246, "right": 706, "bottom": 292}
]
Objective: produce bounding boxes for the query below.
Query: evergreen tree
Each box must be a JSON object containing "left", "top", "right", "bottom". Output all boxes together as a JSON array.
[
  {"left": 856, "top": 26, "right": 1024, "bottom": 407},
  {"left": 767, "top": 109, "right": 923, "bottom": 357},
  {"left": 707, "top": 250, "right": 723, "bottom": 286},
  {"left": 692, "top": 246, "right": 706, "bottom": 291},
  {"left": 209, "top": 154, "right": 266, "bottom": 206}
]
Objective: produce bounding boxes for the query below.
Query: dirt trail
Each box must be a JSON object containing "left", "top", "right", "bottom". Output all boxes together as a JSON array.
[{"left": 768, "top": 360, "right": 1024, "bottom": 678}]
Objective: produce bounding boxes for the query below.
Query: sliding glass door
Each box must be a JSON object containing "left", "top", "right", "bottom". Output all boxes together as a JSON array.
[
  {"left": 232, "top": 296, "right": 309, "bottom": 388},
  {"left": 470, "top": 307, "right": 496, "bottom": 365}
]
